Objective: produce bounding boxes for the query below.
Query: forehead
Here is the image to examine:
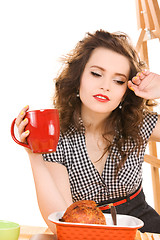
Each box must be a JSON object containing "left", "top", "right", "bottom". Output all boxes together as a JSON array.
[{"left": 87, "top": 47, "right": 130, "bottom": 76}]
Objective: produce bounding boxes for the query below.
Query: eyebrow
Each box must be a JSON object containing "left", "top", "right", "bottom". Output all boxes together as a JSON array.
[{"left": 90, "top": 65, "right": 128, "bottom": 80}]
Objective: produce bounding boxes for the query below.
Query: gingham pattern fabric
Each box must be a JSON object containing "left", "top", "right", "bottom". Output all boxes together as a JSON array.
[{"left": 43, "top": 112, "right": 158, "bottom": 204}]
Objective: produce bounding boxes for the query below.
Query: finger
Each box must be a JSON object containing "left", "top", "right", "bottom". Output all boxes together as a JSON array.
[
  {"left": 142, "top": 69, "right": 150, "bottom": 76},
  {"left": 128, "top": 80, "right": 135, "bottom": 92},
  {"left": 132, "top": 70, "right": 150, "bottom": 85},
  {"left": 132, "top": 75, "right": 141, "bottom": 85},
  {"left": 137, "top": 71, "right": 150, "bottom": 80},
  {"left": 18, "top": 117, "right": 29, "bottom": 136},
  {"left": 15, "top": 105, "right": 29, "bottom": 127},
  {"left": 137, "top": 72, "right": 145, "bottom": 80},
  {"left": 20, "top": 129, "right": 30, "bottom": 143}
]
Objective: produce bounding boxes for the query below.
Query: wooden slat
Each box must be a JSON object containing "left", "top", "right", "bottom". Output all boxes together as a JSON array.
[
  {"left": 140, "top": 40, "right": 149, "bottom": 65},
  {"left": 144, "top": 154, "right": 160, "bottom": 168},
  {"left": 136, "top": 0, "right": 145, "bottom": 29},
  {"left": 19, "top": 225, "right": 53, "bottom": 240},
  {"left": 141, "top": 0, "right": 155, "bottom": 30},
  {"left": 148, "top": 141, "right": 160, "bottom": 214},
  {"left": 151, "top": 166, "right": 160, "bottom": 214},
  {"left": 147, "top": 0, "right": 160, "bottom": 33},
  {"left": 136, "top": 29, "right": 146, "bottom": 52}
]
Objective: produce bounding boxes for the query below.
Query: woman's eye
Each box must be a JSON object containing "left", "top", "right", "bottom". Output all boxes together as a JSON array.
[
  {"left": 91, "top": 71, "right": 102, "bottom": 77},
  {"left": 114, "top": 80, "right": 125, "bottom": 85}
]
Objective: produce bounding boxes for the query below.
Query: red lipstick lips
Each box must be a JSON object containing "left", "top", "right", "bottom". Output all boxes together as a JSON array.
[{"left": 93, "top": 94, "right": 110, "bottom": 102}]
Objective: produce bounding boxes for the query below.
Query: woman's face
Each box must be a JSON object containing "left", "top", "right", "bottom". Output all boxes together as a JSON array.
[{"left": 79, "top": 47, "right": 130, "bottom": 118}]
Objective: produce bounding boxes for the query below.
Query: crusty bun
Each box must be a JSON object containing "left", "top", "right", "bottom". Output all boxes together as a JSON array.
[{"left": 61, "top": 200, "right": 106, "bottom": 225}]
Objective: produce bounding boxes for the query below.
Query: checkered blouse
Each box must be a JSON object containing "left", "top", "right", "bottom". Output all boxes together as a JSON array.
[{"left": 43, "top": 112, "right": 158, "bottom": 204}]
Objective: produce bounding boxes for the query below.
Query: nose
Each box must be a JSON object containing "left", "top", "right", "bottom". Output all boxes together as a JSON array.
[{"left": 100, "top": 77, "right": 111, "bottom": 91}]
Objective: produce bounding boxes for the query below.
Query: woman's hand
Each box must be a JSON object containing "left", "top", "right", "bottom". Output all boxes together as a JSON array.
[
  {"left": 15, "top": 105, "right": 31, "bottom": 153},
  {"left": 128, "top": 70, "right": 160, "bottom": 100}
]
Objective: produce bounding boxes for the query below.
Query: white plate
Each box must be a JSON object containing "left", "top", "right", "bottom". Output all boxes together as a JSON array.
[{"left": 48, "top": 211, "right": 144, "bottom": 229}]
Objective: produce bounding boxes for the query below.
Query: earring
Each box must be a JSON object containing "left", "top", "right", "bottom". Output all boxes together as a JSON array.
[
  {"left": 119, "top": 102, "right": 122, "bottom": 109},
  {"left": 76, "top": 91, "right": 80, "bottom": 97}
]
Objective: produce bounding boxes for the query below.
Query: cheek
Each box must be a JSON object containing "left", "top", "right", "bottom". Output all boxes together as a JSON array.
[
  {"left": 115, "top": 86, "right": 127, "bottom": 102},
  {"left": 79, "top": 83, "right": 87, "bottom": 103},
  {"left": 79, "top": 76, "right": 92, "bottom": 96},
  {"left": 79, "top": 83, "right": 86, "bottom": 98},
  {"left": 79, "top": 86, "right": 90, "bottom": 103}
]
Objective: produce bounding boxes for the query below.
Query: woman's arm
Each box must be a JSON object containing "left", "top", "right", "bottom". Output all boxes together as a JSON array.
[
  {"left": 15, "top": 106, "right": 73, "bottom": 233},
  {"left": 128, "top": 71, "right": 160, "bottom": 100},
  {"left": 128, "top": 71, "right": 160, "bottom": 142},
  {"left": 29, "top": 153, "right": 72, "bottom": 232}
]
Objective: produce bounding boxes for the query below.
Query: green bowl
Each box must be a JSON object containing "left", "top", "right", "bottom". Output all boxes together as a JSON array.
[{"left": 0, "top": 220, "right": 20, "bottom": 240}]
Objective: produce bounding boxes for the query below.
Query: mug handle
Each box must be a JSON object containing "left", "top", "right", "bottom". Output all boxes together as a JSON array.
[{"left": 11, "top": 118, "right": 31, "bottom": 150}]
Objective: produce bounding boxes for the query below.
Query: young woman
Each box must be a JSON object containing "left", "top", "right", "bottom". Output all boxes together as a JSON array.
[{"left": 16, "top": 30, "right": 160, "bottom": 233}]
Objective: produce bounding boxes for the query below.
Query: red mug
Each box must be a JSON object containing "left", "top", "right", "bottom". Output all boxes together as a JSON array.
[{"left": 11, "top": 109, "right": 60, "bottom": 153}]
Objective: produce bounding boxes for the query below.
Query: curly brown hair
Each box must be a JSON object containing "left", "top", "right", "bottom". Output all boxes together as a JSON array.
[{"left": 53, "top": 29, "right": 152, "bottom": 174}]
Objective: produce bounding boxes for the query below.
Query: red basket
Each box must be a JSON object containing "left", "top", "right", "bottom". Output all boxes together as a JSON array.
[{"left": 48, "top": 212, "right": 144, "bottom": 240}]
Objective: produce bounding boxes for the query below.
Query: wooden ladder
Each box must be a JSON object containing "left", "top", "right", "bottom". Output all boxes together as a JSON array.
[{"left": 135, "top": 0, "right": 160, "bottom": 214}]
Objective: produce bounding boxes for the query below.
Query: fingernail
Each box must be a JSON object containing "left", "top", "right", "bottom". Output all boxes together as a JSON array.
[
  {"left": 25, "top": 130, "right": 29, "bottom": 134},
  {"left": 134, "top": 77, "right": 138, "bottom": 80},
  {"left": 23, "top": 118, "right": 27, "bottom": 122},
  {"left": 130, "top": 87, "right": 134, "bottom": 91},
  {"left": 20, "top": 111, "right": 24, "bottom": 115},
  {"left": 24, "top": 105, "right": 29, "bottom": 108},
  {"left": 142, "top": 69, "right": 149, "bottom": 74}
]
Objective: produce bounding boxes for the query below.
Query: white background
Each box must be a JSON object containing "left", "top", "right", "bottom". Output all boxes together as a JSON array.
[{"left": 0, "top": 0, "right": 160, "bottom": 227}]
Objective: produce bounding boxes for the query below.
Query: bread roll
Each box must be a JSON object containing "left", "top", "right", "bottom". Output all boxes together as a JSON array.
[{"left": 61, "top": 200, "right": 106, "bottom": 225}]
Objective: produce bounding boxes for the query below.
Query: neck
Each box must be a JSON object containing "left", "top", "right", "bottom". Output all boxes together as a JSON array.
[{"left": 81, "top": 107, "right": 110, "bottom": 133}]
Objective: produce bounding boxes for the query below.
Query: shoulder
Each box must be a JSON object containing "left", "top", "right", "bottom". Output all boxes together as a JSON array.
[
  {"left": 149, "top": 114, "right": 160, "bottom": 142},
  {"left": 43, "top": 124, "right": 84, "bottom": 164},
  {"left": 142, "top": 111, "right": 158, "bottom": 129},
  {"left": 139, "top": 111, "right": 158, "bottom": 143},
  {"left": 142, "top": 110, "right": 158, "bottom": 121}
]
